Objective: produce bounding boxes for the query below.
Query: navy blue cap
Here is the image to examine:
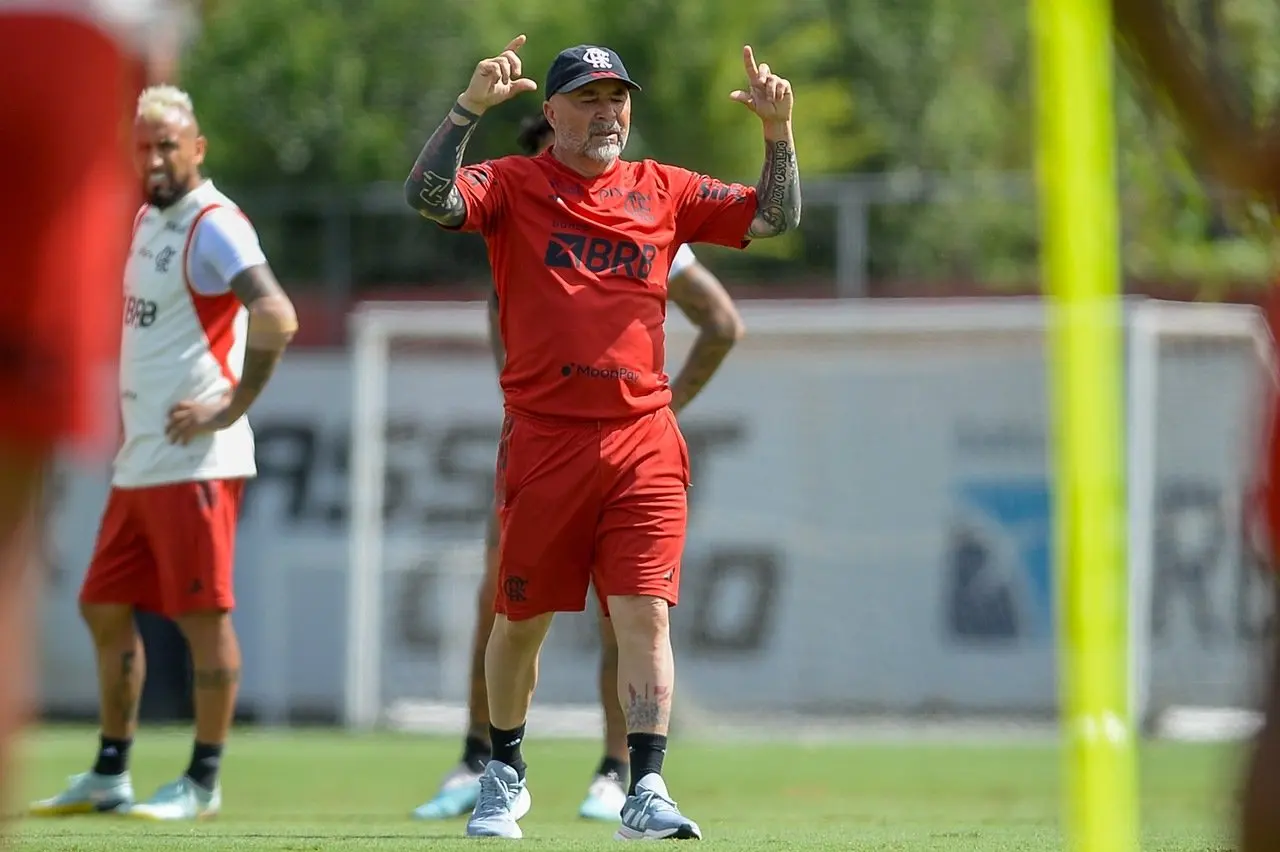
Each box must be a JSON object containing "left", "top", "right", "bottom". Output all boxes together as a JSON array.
[{"left": 544, "top": 45, "right": 641, "bottom": 101}]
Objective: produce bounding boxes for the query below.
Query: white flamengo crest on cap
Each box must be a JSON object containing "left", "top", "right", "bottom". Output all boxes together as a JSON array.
[{"left": 581, "top": 47, "right": 612, "bottom": 69}]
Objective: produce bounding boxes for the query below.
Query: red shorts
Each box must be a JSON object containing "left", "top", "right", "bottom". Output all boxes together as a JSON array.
[
  {"left": 0, "top": 14, "right": 138, "bottom": 453},
  {"left": 494, "top": 407, "right": 691, "bottom": 620},
  {"left": 80, "top": 479, "right": 246, "bottom": 618}
]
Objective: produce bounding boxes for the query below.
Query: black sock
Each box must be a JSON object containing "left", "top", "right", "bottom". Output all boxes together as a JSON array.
[
  {"left": 92, "top": 736, "right": 132, "bottom": 776},
  {"left": 626, "top": 733, "right": 667, "bottom": 795},
  {"left": 489, "top": 724, "right": 526, "bottom": 779},
  {"left": 185, "top": 741, "right": 223, "bottom": 791},
  {"left": 596, "top": 755, "right": 628, "bottom": 787},
  {"left": 461, "top": 734, "right": 491, "bottom": 774}
]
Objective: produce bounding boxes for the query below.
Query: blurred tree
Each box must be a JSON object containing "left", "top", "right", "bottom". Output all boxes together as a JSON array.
[
  {"left": 176, "top": 0, "right": 1280, "bottom": 294},
  {"left": 1114, "top": 0, "right": 1280, "bottom": 293},
  {"left": 185, "top": 0, "right": 480, "bottom": 184}
]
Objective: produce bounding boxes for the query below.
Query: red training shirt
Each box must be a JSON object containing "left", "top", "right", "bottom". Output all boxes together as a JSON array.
[{"left": 449, "top": 149, "right": 757, "bottom": 421}]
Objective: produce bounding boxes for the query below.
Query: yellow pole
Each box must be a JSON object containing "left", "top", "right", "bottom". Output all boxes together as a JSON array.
[{"left": 1029, "top": 1, "right": 1138, "bottom": 850}]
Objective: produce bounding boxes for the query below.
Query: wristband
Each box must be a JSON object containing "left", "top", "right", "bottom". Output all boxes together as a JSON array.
[{"left": 451, "top": 100, "right": 482, "bottom": 122}]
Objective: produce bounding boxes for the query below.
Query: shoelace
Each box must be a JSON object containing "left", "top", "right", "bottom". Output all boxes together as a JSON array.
[
  {"left": 474, "top": 773, "right": 516, "bottom": 819},
  {"left": 632, "top": 787, "right": 678, "bottom": 817}
]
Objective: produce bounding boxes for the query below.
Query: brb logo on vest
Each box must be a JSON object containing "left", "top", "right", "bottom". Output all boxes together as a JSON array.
[{"left": 123, "top": 295, "right": 158, "bottom": 329}]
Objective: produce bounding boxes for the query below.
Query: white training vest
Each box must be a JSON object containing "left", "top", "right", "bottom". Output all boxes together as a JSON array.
[{"left": 114, "top": 181, "right": 257, "bottom": 488}]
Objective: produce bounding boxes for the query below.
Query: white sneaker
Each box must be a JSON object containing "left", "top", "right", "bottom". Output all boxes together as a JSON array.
[
  {"left": 28, "top": 771, "right": 134, "bottom": 816},
  {"left": 465, "top": 761, "right": 532, "bottom": 838},
  {"left": 128, "top": 776, "right": 221, "bottom": 821},
  {"left": 578, "top": 772, "right": 626, "bottom": 821},
  {"left": 413, "top": 762, "right": 483, "bottom": 820},
  {"left": 616, "top": 773, "right": 702, "bottom": 840}
]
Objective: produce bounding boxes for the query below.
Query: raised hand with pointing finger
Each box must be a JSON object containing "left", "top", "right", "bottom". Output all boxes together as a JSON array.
[
  {"left": 730, "top": 45, "right": 794, "bottom": 125},
  {"left": 728, "top": 45, "right": 802, "bottom": 239},
  {"left": 458, "top": 34, "right": 538, "bottom": 116},
  {"left": 404, "top": 34, "right": 538, "bottom": 227}
]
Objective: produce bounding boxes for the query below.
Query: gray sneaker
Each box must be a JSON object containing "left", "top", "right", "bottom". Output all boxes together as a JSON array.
[
  {"left": 28, "top": 771, "right": 134, "bottom": 816},
  {"left": 465, "top": 761, "right": 532, "bottom": 839},
  {"left": 615, "top": 773, "right": 702, "bottom": 840}
]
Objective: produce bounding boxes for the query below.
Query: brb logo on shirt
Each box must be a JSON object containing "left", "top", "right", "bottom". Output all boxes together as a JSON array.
[
  {"left": 561, "top": 362, "right": 640, "bottom": 383},
  {"left": 545, "top": 232, "right": 659, "bottom": 279},
  {"left": 123, "top": 295, "right": 158, "bottom": 329}
]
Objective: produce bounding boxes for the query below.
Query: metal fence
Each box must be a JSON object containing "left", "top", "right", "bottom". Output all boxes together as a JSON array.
[
  {"left": 220, "top": 169, "right": 1275, "bottom": 349},
  {"left": 224, "top": 171, "right": 1039, "bottom": 298}
]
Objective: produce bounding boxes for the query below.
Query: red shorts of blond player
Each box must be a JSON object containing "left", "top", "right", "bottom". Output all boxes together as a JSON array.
[
  {"left": 494, "top": 407, "right": 690, "bottom": 620},
  {"left": 79, "top": 480, "right": 246, "bottom": 617},
  {"left": 0, "top": 13, "right": 136, "bottom": 451}
]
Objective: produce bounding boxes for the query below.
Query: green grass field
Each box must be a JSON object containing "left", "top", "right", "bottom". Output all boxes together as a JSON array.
[{"left": 11, "top": 725, "right": 1242, "bottom": 850}]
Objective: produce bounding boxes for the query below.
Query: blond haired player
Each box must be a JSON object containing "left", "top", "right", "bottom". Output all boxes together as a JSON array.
[
  {"left": 0, "top": 0, "right": 196, "bottom": 829},
  {"left": 29, "top": 84, "right": 298, "bottom": 822},
  {"left": 1111, "top": 2, "right": 1280, "bottom": 849}
]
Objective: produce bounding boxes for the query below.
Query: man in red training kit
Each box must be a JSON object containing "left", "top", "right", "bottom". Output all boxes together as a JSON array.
[
  {"left": 412, "top": 114, "right": 747, "bottom": 825},
  {"left": 405, "top": 36, "right": 799, "bottom": 840},
  {"left": 1111, "top": 2, "right": 1280, "bottom": 850},
  {"left": 0, "top": 0, "right": 192, "bottom": 829}
]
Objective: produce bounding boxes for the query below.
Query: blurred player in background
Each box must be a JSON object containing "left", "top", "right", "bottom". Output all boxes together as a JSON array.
[
  {"left": 406, "top": 36, "right": 798, "bottom": 840},
  {"left": 1111, "top": 2, "right": 1280, "bottom": 850},
  {"left": 0, "top": 0, "right": 195, "bottom": 828},
  {"left": 413, "top": 114, "right": 746, "bottom": 824},
  {"left": 28, "top": 84, "right": 298, "bottom": 822}
]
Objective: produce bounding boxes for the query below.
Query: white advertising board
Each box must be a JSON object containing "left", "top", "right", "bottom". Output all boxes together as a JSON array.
[{"left": 34, "top": 301, "right": 1271, "bottom": 722}]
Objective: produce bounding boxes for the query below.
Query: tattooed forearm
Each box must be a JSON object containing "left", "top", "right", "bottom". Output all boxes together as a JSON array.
[
  {"left": 223, "top": 346, "right": 284, "bottom": 418},
  {"left": 668, "top": 267, "right": 743, "bottom": 412},
  {"left": 404, "top": 103, "right": 480, "bottom": 227},
  {"left": 748, "top": 138, "right": 801, "bottom": 238},
  {"left": 626, "top": 682, "right": 672, "bottom": 734},
  {"left": 221, "top": 266, "right": 296, "bottom": 423},
  {"left": 193, "top": 668, "right": 241, "bottom": 689},
  {"left": 670, "top": 336, "right": 734, "bottom": 413}
]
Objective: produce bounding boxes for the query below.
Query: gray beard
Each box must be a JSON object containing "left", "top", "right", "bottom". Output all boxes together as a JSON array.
[{"left": 585, "top": 141, "right": 623, "bottom": 162}]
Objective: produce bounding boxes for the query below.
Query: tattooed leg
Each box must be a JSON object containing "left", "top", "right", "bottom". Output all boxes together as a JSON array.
[
  {"left": 175, "top": 611, "right": 240, "bottom": 789},
  {"left": 176, "top": 611, "right": 240, "bottom": 745},
  {"left": 175, "top": 611, "right": 239, "bottom": 789},
  {"left": 607, "top": 595, "right": 675, "bottom": 794},
  {"left": 82, "top": 604, "right": 145, "bottom": 740}
]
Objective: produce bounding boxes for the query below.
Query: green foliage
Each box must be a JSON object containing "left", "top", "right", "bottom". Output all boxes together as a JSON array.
[{"left": 179, "top": 0, "right": 1280, "bottom": 292}]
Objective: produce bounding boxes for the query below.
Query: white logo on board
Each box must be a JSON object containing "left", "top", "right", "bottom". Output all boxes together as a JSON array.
[{"left": 582, "top": 47, "right": 613, "bottom": 69}]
